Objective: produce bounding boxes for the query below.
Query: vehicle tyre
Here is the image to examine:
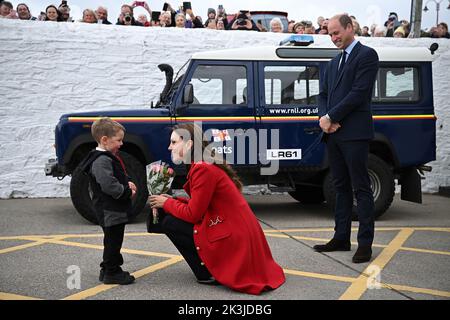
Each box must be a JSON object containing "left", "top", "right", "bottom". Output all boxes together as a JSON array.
[
  {"left": 289, "top": 185, "right": 325, "bottom": 204},
  {"left": 323, "top": 154, "right": 395, "bottom": 220},
  {"left": 70, "top": 152, "right": 149, "bottom": 224}
]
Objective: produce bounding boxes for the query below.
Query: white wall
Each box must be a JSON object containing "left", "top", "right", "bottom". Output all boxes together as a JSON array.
[{"left": 1, "top": 19, "right": 449, "bottom": 198}]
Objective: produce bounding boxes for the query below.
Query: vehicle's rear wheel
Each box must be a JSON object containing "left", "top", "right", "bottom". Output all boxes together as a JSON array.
[
  {"left": 289, "top": 185, "right": 325, "bottom": 204},
  {"left": 323, "top": 154, "right": 395, "bottom": 220},
  {"left": 70, "top": 152, "right": 148, "bottom": 224}
]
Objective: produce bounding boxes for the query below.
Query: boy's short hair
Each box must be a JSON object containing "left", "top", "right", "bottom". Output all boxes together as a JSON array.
[{"left": 91, "top": 117, "right": 125, "bottom": 143}]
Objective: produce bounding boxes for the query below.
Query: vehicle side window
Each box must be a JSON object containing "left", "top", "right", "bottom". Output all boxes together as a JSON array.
[
  {"left": 190, "top": 65, "right": 247, "bottom": 105},
  {"left": 264, "top": 66, "right": 319, "bottom": 106},
  {"left": 372, "top": 66, "right": 420, "bottom": 103}
]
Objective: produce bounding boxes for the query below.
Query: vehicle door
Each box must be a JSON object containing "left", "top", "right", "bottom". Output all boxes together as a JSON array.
[
  {"left": 173, "top": 60, "right": 258, "bottom": 167},
  {"left": 256, "top": 61, "right": 325, "bottom": 169}
]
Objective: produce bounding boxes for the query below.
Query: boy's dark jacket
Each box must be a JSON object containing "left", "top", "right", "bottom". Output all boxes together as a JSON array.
[{"left": 79, "top": 150, "right": 132, "bottom": 227}]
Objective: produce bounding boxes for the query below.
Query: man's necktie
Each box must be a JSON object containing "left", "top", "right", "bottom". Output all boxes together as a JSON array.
[{"left": 338, "top": 50, "right": 347, "bottom": 74}]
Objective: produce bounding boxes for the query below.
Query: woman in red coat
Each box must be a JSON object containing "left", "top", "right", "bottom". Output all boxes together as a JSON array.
[{"left": 149, "top": 123, "right": 285, "bottom": 295}]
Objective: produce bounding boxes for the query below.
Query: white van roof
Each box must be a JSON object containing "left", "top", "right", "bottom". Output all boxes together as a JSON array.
[{"left": 192, "top": 45, "right": 434, "bottom": 62}]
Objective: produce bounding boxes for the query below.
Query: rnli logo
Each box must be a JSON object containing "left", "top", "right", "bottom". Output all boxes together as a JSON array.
[{"left": 212, "top": 129, "right": 232, "bottom": 142}]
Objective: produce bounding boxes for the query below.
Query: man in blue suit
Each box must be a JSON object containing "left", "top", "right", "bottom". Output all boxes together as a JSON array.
[{"left": 314, "top": 14, "right": 379, "bottom": 263}]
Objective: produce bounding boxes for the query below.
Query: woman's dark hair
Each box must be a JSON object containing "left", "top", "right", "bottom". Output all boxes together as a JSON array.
[
  {"left": 45, "top": 5, "right": 62, "bottom": 21},
  {"left": 172, "top": 123, "right": 243, "bottom": 192}
]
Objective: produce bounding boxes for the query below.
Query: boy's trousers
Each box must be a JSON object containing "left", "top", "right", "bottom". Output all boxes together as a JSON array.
[{"left": 101, "top": 223, "right": 125, "bottom": 275}]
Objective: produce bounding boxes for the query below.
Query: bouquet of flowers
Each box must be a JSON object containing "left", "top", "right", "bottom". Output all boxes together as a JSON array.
[{"left": 146, "top": 161, "right": 175, "bottom": 224}]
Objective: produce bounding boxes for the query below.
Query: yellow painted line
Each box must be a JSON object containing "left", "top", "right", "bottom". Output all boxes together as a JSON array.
[
  {"left": 0, "top": 232, "right": 162, "bottom": 241},
  {"left": 400, "top": 246, "right": 450, "bottom": 256},
  {"left": 62, "top": 257, "right": 183, "bottom": 300},
  {"left": 0, "top": 240, "right": 49, "bottom": 255},
  {"left": 386, "top": 284, "right": 450, "bottom": 298},
  {"left": 284, "top": 268, "right": 356, "bottom": 284},
  {"left": 63, "top": 232, "right": 162, "bottom": 239},
  {"left": 0, "top": 292, "right": 42, "bottom": 300},
  {"left": 264, "top": 227, "right": 412, "bottom": 233},
  {"left": 260, "top": 116, "right": 319, "bottom": 121},
  {"left": 283, "top": 269, "right": 450, "bottom": 299},
  {"left": 68, "top": 117, "right": 170, "bottom": 121},
  {"left": 373, "top": 114, "right": 436, "bottom": 120},
  {"left": 410, "top": 227, "right": 450, "bottom": 232},
  {"left": 46, "top": 239, "right": 180, "bottom": 259},
  {"left": 0, "top": 236, "right": 68, "bottom": 254},
  {"left": 339, "top": 228, "right": 415, "bottom": 300}
]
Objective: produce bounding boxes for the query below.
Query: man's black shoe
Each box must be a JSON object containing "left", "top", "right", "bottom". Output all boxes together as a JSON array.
[
  {"left": 313, "top": 238, "right": 351, "bottom": 252},
  {"left": 196, "top": 277, "right": 219, "bottom": 285},
  {"left": 103, "top": 271, "right": 135, "bottom": 285},
  {"left": 99, "top": 269, "right": 130, "bottom": 282},
  {"left": 352, "top": 246, "right": 372, "bottom": 263}
]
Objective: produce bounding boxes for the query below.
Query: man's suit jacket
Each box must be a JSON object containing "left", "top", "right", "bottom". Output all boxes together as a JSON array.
[{"left": 318, "top": 41, "right": 379, "bottom": 141}]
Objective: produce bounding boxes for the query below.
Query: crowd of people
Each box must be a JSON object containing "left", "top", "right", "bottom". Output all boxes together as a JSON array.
[{"left": 1, "top": 0, "right": 449, "bottom": 38}]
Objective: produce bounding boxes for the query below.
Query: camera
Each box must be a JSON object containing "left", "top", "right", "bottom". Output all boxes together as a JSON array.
[
  {"left": 124, "top": 13, "right": 132, "bottom": 23},
  {"left": 236, "top": 13, "right": 248, "bottom": 26},
  {"left": 61, "top": 0, "right": 67, "bottom": 5}
]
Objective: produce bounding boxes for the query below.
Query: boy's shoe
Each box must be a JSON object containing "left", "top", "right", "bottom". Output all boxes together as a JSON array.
[
  {"left": 103, "top": 271, "right": 135, "bottom": 285},
  {"left": 99, "top": 269, "right": 130, "bottom": 282}
]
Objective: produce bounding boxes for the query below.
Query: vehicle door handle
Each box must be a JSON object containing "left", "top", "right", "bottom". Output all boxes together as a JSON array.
[{"left": 304, "top": 127, "right": 322, "bottom": 134}]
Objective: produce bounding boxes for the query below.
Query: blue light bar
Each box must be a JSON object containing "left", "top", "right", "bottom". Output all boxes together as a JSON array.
[{"left": 279, "top": 35, "right": 314, "bottom": 47}]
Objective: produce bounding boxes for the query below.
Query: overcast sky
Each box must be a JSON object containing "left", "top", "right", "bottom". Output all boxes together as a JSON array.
[{"left": 23, "top": 0, "right": 450, "bottom": 30}]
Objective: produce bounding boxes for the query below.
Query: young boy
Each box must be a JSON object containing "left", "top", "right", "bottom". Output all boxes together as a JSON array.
[{"left": 79, "top": 117, "right": 136, "bottom": 285}]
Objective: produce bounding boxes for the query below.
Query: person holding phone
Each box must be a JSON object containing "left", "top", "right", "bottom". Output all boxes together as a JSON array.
[
  {"left": 183, "top": 5, "right": 204, "bottom": 28},
  {"left": 230, "top": 10, "right": 258, "bottom": 31}
]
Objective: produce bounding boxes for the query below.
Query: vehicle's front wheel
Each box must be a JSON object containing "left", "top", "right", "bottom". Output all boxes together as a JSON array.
[
  {"left": 323, "top": 154, "right": 395, "bottom": 219},
  {"left": 70, "top": 152, "right": 148, "bottom": 224}
]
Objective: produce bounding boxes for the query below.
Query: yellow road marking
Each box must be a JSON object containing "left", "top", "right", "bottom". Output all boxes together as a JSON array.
[
  {"left": 0, "top": 232, "right": 161, "bottom": 241},
  {"left": 408, "top": 227, "right": 450, "bottom": 232},
  {"left": 0, "top": 292, "right": 42, "bottom": 300},
  {"left": 387, "top": 284, "right": 450, "bottom": 298},
  {"left": 284, "top": 268, "right": 355, "bottom": 283},
  {"left": 263, "top": 227, "right": 431, "bottom": 233},
  {"left": 62, "top": 257, "right": 183, "bottom": 300},
  {"left": 1, "top": 228, "right": 449, "bottom": 299},
  {"left": 0, "top": 241, "right": 49, "bottom": 255},
  {"left": 265, "top": 233, "right": 450, "bottom": 257},
  {"left": 47, "top": 239, "right": 180, "bottom": 259},
  {"left": 0, "top": 236, "right": 67, "bottom": 254},
  {"left": 400, "top": 246, "right": 450, "bottom": 256},
  {"left": 339, "top": 228, "right": 415, "bottom": 300}
]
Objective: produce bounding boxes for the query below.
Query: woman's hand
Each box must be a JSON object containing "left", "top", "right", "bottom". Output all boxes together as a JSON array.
[{"left": 149, "top": 195, "right": 169, "bottom": 208}]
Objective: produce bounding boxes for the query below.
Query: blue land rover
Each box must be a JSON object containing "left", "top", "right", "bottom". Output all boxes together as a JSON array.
[{"left": 45, "top": 37, "right": 437, "bottom": 224}]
